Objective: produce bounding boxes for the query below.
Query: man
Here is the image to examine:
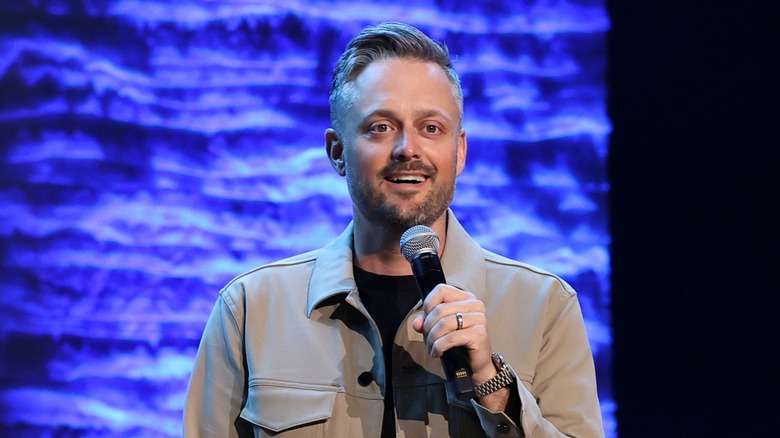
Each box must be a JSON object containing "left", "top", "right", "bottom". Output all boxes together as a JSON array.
[{"left": 184, "top": 22, "right": 603, "bottom": 437}]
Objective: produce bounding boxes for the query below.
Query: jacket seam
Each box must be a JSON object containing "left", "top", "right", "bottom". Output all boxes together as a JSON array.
[
  {"left": 482, "top": 251, "right": 576, "bottom": 298},
  {"left": 221, "top": 250, "right": 321, "bottom": 290}
]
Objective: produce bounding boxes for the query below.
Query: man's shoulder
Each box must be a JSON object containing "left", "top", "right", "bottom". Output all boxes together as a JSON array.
[
  {"left": 220, "top": 249, "right": 322, "bottom": 295},
  {"left": 480, "top": 248, "right": 576, "bottom": 297},
  {"left": 261, "top": 249, "right": 322, "bottom": 270}
]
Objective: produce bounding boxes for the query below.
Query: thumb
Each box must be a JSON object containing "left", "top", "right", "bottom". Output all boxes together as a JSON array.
[{"left": 412, "top": 314, "right": 425, "bottom": 333}]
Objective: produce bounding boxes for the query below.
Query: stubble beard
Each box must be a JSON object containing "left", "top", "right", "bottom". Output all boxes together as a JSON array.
[{"left": 347, "top": 168, "right": 455, "bottom": 233}]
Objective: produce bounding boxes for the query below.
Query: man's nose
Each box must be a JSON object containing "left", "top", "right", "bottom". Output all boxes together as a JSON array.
[{"left": 392, "top": 130, "right": 421, "bottom": 161}]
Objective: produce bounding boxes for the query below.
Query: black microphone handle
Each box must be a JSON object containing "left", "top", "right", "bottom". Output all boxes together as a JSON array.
[{"left": 410, "top": 252, "right": 476, "bottom": 401}]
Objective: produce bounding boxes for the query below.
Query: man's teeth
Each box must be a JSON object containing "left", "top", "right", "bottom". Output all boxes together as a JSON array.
[{"left": 392, "top": 176, "right": 425, "bottom": 183}]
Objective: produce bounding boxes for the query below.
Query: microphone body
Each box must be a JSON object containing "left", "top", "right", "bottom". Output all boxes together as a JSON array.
[{"left": 401, "top": 226, "right": 476, "bottom": 401}]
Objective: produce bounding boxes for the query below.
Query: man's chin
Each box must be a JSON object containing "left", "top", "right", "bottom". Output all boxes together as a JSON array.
[
  {"left": 377, "top": 206, "right": 440, "bottom": 230},
  {"left": 352, "top": 185, "right": 452, "bottom": 231}
]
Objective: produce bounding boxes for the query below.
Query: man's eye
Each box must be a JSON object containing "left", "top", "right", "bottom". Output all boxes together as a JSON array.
[
  {"left": 371, "top": 124, "right": 389, "bottom": 133},
  {"left": 425, "top": 125, "right": 440, "bottom": 134}
]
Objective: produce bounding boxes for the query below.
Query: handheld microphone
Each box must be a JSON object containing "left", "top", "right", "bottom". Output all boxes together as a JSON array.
[{"left": 400, "top": 225, "right": 475, "bottom": 401}]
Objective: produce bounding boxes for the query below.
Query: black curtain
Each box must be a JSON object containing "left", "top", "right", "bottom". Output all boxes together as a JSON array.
[{"left": 608, "top": 0, "right": 777, "bottom": 435}]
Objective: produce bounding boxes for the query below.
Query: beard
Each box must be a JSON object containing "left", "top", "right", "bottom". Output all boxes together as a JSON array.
[{"left": 346, "top": 161, "right": 456, "bottom": 233}]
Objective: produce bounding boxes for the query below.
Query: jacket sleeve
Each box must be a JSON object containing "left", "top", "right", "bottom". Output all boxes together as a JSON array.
[
  {"left": 183, "top": 291, "right": 251, "bottom": 438},
  {"left": 472, "top": 293, "right": 604, "bottom": 438}
]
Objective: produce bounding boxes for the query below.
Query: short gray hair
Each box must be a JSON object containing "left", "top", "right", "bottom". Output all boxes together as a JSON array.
[{"left": 328, "top": 22, "right": 463, "bottom": 135}]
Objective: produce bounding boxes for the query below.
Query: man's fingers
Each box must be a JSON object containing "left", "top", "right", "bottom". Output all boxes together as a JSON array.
[
  {"left": 421, "top": 284, "right": 473, "bottom": 313},
  {"left": 421, "top": 299, "right": 486, "bottom": 334},
  {"left": 426, "top": 323, "right": 489, "bottom": 357},
  {"left": 424, "top": 311, "right": 487, "bottom": 347}
]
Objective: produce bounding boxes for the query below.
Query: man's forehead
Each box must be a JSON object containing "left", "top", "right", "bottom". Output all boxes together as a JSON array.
[
  {"left": 347, "top": 59, "right": 458, "bottom": 111},
  {"left": 356, "top": 107, "right": 456, "bottom": 125},
  {"left": 354, "top": 57, "right": 446, "bottom": 84}
]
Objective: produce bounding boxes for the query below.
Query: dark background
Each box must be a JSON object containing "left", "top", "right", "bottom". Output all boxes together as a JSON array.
[{"left": 608, "top": 0, "right": 777, "bottom": 435}]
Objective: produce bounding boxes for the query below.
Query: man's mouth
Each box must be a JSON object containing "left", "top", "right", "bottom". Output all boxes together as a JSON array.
[{"left": 388, "top": 175, "right": 426, "bottom": 184}]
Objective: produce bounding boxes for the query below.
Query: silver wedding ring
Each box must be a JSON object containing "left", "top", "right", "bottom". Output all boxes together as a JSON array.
[{"left": 455, "top": 312, "right": 464, "bottom": 330}]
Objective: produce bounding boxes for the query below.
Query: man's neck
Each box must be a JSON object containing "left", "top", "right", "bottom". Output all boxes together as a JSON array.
[{"left": 351, "top": 211, "right": 448, "bottom": 276}]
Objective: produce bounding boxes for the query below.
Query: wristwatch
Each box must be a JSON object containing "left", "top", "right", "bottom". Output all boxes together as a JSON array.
[{"left": 474, "top": 352, "right": 516, "bottom": 398}]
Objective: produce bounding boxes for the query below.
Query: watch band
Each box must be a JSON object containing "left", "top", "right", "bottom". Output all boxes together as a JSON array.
[{"left": 474, "top": 352, "right": 516, "bottom": 398}]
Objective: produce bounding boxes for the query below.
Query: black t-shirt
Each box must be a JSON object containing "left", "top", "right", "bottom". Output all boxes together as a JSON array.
[{"left": 353, "top": 266, "right": 421, "bottom": 438}]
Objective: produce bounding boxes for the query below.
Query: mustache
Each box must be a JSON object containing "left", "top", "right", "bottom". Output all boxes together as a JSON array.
[{"left": 379, "top": 161, "right": 436, "bottom": 178}]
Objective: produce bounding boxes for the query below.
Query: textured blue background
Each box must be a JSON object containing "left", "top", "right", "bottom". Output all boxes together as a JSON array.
[{"left": 0, "top": 1, "right": 612, "bottom": 436}]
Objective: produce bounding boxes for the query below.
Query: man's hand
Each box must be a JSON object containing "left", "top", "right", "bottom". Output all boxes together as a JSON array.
[
  {"left": 411, "top": 284, "right": 511, "bottom": 411},
  {"left": 412, "top": 284, "right": 492, "bottom": 373}
]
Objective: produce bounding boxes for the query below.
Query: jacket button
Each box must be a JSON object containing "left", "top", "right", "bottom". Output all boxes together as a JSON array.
[
  {"left": 357, "top": 371, "right": 373, "bottom": 387},
  {"left": 496, "top": 423, "right": 510, "bottom": 434}
]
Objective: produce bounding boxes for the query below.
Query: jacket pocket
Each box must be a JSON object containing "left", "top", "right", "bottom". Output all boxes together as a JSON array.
[{"left": 240, "top": 380, "right": 338, "bottom": 436}]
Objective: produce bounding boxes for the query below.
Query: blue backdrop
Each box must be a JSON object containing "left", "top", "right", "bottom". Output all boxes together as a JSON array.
[{"left": 0, "top": 1, "right": 613, "bottom": 436}]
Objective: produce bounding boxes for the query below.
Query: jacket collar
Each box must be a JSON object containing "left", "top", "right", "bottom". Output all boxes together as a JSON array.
[{"left": 306, "top": 210, "right": 487, "bottom": 317}]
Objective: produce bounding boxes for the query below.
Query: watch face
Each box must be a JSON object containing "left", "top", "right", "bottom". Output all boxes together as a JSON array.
[
  {"left": 476, "top": 353, "right": 515, "bottom": 398},
  {"left": 492, "top": 352, "right": 507, "bottom": 368}
]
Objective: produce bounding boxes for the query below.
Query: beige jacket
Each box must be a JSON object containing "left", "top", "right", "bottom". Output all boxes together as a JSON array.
[{"left": 183, "top": 211, "right": 603, "bottom": 437}]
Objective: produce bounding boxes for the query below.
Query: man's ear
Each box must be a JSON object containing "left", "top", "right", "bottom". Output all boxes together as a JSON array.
[
  {"left": 456, "top": 129, "right": 468, "bottom": 176},
  {"left": 325, "top": 128, "right": 346, "bottom": 176}
]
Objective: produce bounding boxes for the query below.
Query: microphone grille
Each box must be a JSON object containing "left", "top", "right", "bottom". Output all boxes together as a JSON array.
[{"left": 400, "top": 225, "right": 440, "bottom": 262}]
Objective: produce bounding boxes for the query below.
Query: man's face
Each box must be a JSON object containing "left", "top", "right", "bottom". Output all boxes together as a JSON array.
[{"left": 330, "top": 57, "right": 467, "bottom": 231}]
